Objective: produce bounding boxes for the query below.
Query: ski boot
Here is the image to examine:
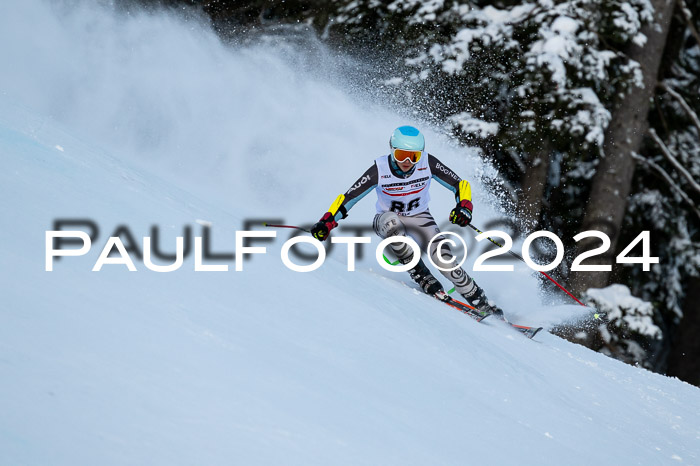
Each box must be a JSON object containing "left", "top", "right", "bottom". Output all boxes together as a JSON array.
[
  {"left": 461, "top": 283, "right": 505, "bottom": 319},
  {"left": 404, "top": 258, "right": 444, "bottom": 296}
]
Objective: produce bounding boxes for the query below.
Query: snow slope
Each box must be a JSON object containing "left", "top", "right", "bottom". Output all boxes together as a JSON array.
[{"left": 1, "top": 2, "right": 699, "bottom": 465}]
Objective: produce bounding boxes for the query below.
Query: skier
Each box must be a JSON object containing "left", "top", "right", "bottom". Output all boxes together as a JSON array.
[{"left": 311, "top": 125, "right": 503, "bottom": 317}]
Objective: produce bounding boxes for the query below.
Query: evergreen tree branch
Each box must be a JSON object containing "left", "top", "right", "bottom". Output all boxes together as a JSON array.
[
  {"left": 631, "top": 152, "right": 700, "bottom": 221},
  {"left": 678, "top": 0, "right": 700, "bottom": 46},
  {"left": 660, "top": 81, "right": 700, "bottom": 136},
  {"left": 648, "top": 127, "right": 700, "bottom": 195}
]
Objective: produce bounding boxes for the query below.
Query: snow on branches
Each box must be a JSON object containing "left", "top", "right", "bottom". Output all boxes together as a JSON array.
[
  {"left": 583, "top": 284, "right": 661, "bottom": 365},
  {"left": 584, "top": 284, "right": 660, "bottom": 339},
  {"left": 322, "top": 0, "right": 655, "bottom": 182},
  {"left": 390, "top": 0, "right": 653, "bottom": 154}
]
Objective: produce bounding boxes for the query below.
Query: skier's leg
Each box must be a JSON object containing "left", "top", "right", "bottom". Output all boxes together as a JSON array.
[
  {"left": 400, "top": 211, "right": 471, "bottom": 290},
  {"left": 403, "top": 211, "right": 504, "bottom": 318},
  {"left": 373, "top": 211, "right": 443, "bottom": 295},
  {"left": 433, "top": 240, "right": 505, "bottom": 317},
  {"left": 373, "top": 211, "right": 411, "bottom": 260}
]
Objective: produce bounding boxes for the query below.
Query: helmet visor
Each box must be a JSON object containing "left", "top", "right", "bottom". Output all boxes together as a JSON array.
[{"left": 392, "top": 148, "right": 422, "bottom": 164}]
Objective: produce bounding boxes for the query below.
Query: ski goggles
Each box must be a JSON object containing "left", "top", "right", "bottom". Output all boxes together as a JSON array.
[{"left": 392, "top": 148, "right": 422, "bottom": 164}]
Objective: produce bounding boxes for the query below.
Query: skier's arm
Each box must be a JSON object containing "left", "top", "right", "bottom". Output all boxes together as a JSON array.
[
  {"left": 428, "top": 154, "right": 472, "bottom": 204},
  {"left": 311, "top": 164, "right": 378, "bottom": 240},
  {"left": 333, "top": 163, "right": 379, "bottom": 220},
  {"left": 428, "top": 154, "right": 474, "bottom": 226}
]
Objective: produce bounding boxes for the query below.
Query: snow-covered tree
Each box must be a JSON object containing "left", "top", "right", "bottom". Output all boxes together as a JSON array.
[
  {"left": 581, "top": 284, "right": 661, "bottom": 367},
  {"left": 625, "top": 0, "right": 700, "bottom": 375}
]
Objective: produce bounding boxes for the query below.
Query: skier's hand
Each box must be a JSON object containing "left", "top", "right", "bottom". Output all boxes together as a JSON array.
[
  {"left": 449, "top": 200, "right": 473, "bottom": 227},
  {"left": 311, "top": 212, "right": 338, "bottom": 241}
]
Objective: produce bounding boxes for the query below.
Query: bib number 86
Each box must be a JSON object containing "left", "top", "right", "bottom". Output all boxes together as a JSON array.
[{"left": 390, "top": 199, "right": 421, "bottom": 214}]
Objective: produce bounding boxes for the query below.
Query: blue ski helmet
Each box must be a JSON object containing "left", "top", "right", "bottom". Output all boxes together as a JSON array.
[{"left": 390, "top": 126, "right": 425, "bottom": 152}]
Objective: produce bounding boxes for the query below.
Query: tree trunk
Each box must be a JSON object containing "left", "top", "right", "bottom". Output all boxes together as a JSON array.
[
  {"left": 571, "top": 0, "right": 677, "bottom": 294},
  {"left": 666, "top": 276, "right": 700, "bottom": 386},
  {"left": 517, "top": 143, "right": 551, "bottom": 228}
]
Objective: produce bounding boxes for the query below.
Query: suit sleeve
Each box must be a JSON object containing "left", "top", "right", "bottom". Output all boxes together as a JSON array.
[
  {"left": 428, "top": 154, "right": 472, "bottom": 204},
  {"left": 325, "top": 163, "right": 379, "bottom": 221}
]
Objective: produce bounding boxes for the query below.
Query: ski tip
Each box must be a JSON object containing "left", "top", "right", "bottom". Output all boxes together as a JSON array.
[{"left": 508, "top": 323, "right": 544, "bottom": 339}]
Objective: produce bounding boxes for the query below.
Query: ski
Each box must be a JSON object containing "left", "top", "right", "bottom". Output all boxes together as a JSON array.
[
  {"left": 507, "top": 323, "right": 543, "bottom": 339},
  {"left": 433, "top": 290, "right": 490, "bottom": 322},
  {"left": 433, "top": 290, "right": 543, "bottom": 339}
]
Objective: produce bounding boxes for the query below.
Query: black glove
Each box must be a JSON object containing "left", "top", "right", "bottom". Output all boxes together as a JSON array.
[
  {"left": 449, "top": 200, "right": 473, "bottom": 227},
  {"left": 311, "top": 212, "right": 338, "bottom": 241}
]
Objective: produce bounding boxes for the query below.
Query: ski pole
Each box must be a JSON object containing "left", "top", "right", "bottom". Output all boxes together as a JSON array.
[
  {"left": 262, "top": 223, "right": 310, "bottom": 233},
  {"left": 468, "top": 224, "right": 587, "bottom": 307}
]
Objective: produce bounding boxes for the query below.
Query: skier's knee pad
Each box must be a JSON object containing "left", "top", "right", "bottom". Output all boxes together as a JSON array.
[{"left": 373, "top": 211, "right": 405, "bottom": 239}]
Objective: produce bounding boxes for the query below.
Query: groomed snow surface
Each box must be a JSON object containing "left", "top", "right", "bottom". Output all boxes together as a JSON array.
[{"left": 1, "top": 1, "right": 699, "bottom": 465}]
